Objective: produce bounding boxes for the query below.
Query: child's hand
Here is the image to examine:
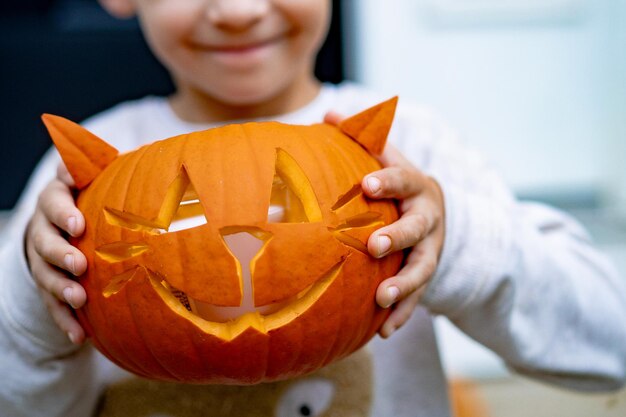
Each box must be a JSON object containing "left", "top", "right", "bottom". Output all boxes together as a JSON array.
[
  {"left": 25, "top": 163, "right": 88, "bottom": 344},
  {"left": 363, "top": 145, "right": 445, "bottom": 338},
  {"left": 325, "top": 111, "right": 445, "bottom": 337}
]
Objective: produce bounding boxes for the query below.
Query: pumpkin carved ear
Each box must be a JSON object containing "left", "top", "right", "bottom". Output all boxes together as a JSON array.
[
  {"left": 42, "top": 114, "right": 119, "bottom": 189},
  {"left": 338, "top": 96, "right": 398, "bottom": 156}
]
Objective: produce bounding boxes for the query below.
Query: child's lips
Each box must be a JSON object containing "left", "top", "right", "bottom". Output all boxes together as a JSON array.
[
  {"left": 211, "top": 38, "right": 278, "bottom": 53},
  {"left": 188, "top": 35, "right": 285, "bottom": 68},
  {"left": 191, "top": 34, "right": 285, "bottom": 55}
]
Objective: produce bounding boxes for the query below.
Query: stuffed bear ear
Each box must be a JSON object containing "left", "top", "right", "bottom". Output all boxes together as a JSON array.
[
  {"left": 338, "top": 96, "right": 398, "bottom": 156},
  {"left": 42, "top": 114, "right": 118, "bottom": 189}
]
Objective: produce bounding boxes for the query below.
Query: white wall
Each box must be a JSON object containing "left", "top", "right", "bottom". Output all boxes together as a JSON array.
[
  {"left": 607, "top": 0, "right": 626, "bottom": 210},
  {"left": 343, "top": 0, "right": 625, "bottom": 206}
]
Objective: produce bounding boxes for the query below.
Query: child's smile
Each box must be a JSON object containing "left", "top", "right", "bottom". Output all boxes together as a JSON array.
[
  {"left": 115, "top": 0, "right": 332, "bottom": 117},
  {"left": 188, "top": 31, "right": 291, "bottom": 71}
]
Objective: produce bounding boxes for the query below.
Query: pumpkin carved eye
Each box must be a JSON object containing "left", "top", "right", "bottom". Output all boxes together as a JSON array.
[
  {"left": 269, "top": 148, "right": 322, "bottom": 224},
  {"left": 168, "top": 184, "right": 207, "bottom": 232},
  {"left": 95, "top": 166, "right": 208, "bottom": 265},
  {"left": 101, "top": 166, "right": 207, "bottom": 235}
]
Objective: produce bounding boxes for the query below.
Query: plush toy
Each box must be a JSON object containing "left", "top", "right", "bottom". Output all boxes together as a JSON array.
[
  {"left": 42, "top": 98, "right": 402, "bottom": 384},
  {"left": 96, "top": 348, "right": 373, "bottom": 417}
]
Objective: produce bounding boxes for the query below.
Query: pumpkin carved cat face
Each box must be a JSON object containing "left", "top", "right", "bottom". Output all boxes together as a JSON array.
[{"left": 43, "top": 98, "right": 402, "bottom": 384}]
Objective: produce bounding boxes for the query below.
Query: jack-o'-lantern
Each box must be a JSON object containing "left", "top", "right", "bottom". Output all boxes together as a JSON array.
[{"left": 43, "top": 97, "right": 402, "bottom": 384}]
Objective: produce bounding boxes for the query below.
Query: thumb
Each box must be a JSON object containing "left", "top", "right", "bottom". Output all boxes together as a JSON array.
[
  {"left": 323, "top": 110, "right": 345, "bottom": 126},
  {"left": 56, "top": 163, "right": 76, "bottom": 187}
]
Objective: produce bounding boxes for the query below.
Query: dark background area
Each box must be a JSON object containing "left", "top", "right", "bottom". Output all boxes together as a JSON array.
[{"left": 0, "top": 0, "right": 344, "bottom": 210}]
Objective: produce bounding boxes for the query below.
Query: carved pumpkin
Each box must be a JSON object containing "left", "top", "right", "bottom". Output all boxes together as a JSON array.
[{"left": 43, "top": 98, "right": 402, "bottom": 384}]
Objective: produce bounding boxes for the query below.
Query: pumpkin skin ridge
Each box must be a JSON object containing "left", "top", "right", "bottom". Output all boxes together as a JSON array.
[
  {"left": 125, "top": 270, "right": 190, "bottom": 381},
  {"left": 241, "top": 124, "right": 275, "bottom": 222},
  {"left": 121, "top": 139, "right": 172, "bottom": 224},
  {"left": 298, "top": 125, "right": 337, "bottom": 223},
  {"left": 313, "top": 124, "right": 368, "bottom": 221},
  {"left": 351, "top": 251, "right": 401, "bottom": 353},
  {"left": 147, "top": 268, "right": 218, "bottom": 381},
  {"left": 77, "top": 149, "right": 181, "bottom": 379},
  {"left": 283, "top": 267, "right": 347, "bottom": 378},
  {"left": 90, "top": 267, "right": 179, "bottom": 380},
  {"left": 326, "top": 252, "right": 371, "bottom": 361},
  {"left": 128, "top": 268, "right": 215, "bottom": 382},
  {"left": 314, "top": 257, "right": 346, "bottom": 369}
]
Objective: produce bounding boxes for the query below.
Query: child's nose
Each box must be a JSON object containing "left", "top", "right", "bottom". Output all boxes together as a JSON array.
[{"left": 205, "top": 0, "right": 270, "bottom": 32}]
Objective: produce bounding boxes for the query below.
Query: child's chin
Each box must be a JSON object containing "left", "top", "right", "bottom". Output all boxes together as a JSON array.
[{"left": 207, "top": 83, "right": 288, "bottom": 108}]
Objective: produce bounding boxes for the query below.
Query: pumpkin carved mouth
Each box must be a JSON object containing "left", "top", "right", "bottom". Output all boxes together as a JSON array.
[
  {"left": 150, "top": 257, "right": 346, "bottom": 341},
  {"left": 99, "top": 220, "right": 348, "bottom": 341}
]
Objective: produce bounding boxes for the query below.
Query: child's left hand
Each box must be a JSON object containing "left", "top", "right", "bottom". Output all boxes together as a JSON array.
[
  {"left": 325, "top": 111, "right": 446, "bottom": 337},
  {"left": 363, "top": 145, "right": 445, "bottom": 338}
]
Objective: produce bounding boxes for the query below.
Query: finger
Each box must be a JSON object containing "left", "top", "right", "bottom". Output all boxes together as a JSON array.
[
  {"left": 376, "top": 239, "right": 439, "bottom": 308},
  {"left": 378, "top": 291, "right": 423, "bottom": 338},
  {"left": 363, "top": 166, "right": 427, "bottom": 200},
  {"left": 56, "top": 162, "right": 75, "bottom": 187},
  {"left": 368, "top": 212, "right": 434, "bottom": 258},
  {"left": 40, "top": 291, "right": 86, "bottom": 345},
  {"left": 29, "top": 253, "right": 87, "bottom": 309},
  {"left": 30, "top": 212, "right": 87, "bottom": 276},
  {"left": 376, "top": 143, "right": 412, "bottom": 168},
  {"left": 323, "top": 111, "right": 345, "bottom": 126},
  {"left": 38, "top": 179, "right": 85, "bottom": 237}
]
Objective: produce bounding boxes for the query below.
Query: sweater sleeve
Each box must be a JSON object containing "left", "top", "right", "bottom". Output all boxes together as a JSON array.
[
  {"left": 392, "top": 106, "right": 626, "bottom": 392},
  {"left": 0, "top": 149, "right": 102, "bottom": 417}
]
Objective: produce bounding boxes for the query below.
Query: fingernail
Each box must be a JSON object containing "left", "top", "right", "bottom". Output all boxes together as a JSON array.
[
  {"left": 366, "top": 176, "right": 381, "bottom": 194},
  {"left": 63, "top": 287, "right": 74, "bottom": 307},
  {"left": 64, "top": 254, "right": 75, "bottom": 275},
  {"left": 67, "top": 332, "right": 78, "bottom": 344},
  {"left": 67, "top": 216, "right": 77, "bottom": 236},
  {"left": 377, "top": 235, "right": 392, "bottom": 257},
  {"left": 386, "top": 325, "right": 397, "bottom": 338},
  {"left": 386, "top": 286, "right": 400, "bottom": 306}
]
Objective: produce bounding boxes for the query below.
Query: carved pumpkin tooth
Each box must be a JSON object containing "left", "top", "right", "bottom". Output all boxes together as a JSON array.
[
  {"left": 331, "top": 183, "right": 363, "bottom": 211},
  {"left": 102, "top": 267, "right": 142, "bottom": 298},
  {"left": 95, "top": 242, "right": 149, "bottom": 262}
]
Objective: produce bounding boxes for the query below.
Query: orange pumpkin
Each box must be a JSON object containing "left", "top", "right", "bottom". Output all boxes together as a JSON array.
[{"left": 42, "top": 98, "right": 402, "bottom": 384}]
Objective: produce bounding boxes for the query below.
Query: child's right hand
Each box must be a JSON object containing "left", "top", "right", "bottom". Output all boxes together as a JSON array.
[{"left": 25, "top": 163, "right": 88, "bottom": 344}]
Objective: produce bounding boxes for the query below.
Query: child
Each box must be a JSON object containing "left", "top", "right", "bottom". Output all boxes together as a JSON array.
[{"left": 1, "top": 0, "right": 625, "bottom": 416}]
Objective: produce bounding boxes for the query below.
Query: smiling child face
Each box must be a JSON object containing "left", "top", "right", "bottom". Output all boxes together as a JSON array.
[{"left": 103, "top": 0, "right": 331, "bottom": 110}]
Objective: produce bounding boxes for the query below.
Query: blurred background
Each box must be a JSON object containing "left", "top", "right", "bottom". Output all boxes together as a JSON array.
[{"left": 1, "top": 0, "right": 624, "bottom": 415}]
